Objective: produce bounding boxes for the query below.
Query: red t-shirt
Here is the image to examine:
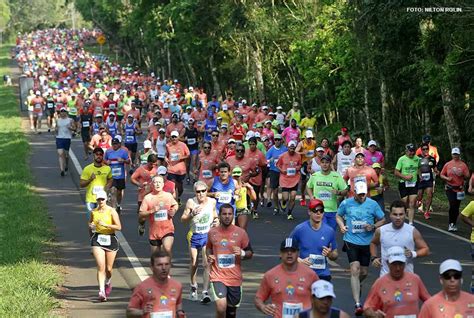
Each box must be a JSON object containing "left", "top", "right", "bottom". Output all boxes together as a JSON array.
[
  {"left": 344, "top": 165, "right": 379, "bottom": 197},
  {"left": 276, "top": 152, "right": 302, "bottom": 188},
  {"left": 131, "top": 165, "right": 157, "bottom": 202},
  {"left": 419, "top": 291, "right": 474, "bottom": 318},
  {"left": 166, "top": 141, "right": 190, "bottom": 175},
  {"left": 140, "top": 191, "right": 178, "bottom": 240},
  {"left": 247, "top": 149, "right": 267, "bottom": 186},
  {"left": 226, "top": 155, "right": 257, "bottom": 183},
  {"left": 440, "top": 159, "right": 470, "bottom": 189}
]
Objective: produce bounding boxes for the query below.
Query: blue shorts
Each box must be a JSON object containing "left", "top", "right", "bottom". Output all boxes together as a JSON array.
[
  {"left": 56, "top": 138, "right": 71, "bottom": 151},
  {"left": 190, "top": 149, "right": 199, "bottom": 155},
  {"left": 323, "top": 213, "right": 337, "bottom": 231},
  {"left": 187, "top": 231, "right": 208, "bottom": 249}
]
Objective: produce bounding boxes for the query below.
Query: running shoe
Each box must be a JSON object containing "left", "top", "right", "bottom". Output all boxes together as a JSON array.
[
  {"left": 200, "top": 291, "right": 211, "bottom": 304},
  {"left": 423, "top": 211, "right": 431, "bottom": 220},
  {"left": 138, "top": 224, "right": 145, "bottom": 236},
  {"left": 260, "top": 200, "right": 264, "bottom": 207},
  {"left": 98, "top": 291, "right": 107, "bottom": 302},
  {"left": 448, "top": 223, "right": 455, "bottom": 232},
  {"left": 299, "top": 199, "right": 306, "bottom": 207},
  {"left": 105, "top": 282, "right": 112, "bottom": 297},
  {"left": 253, "top": 212, "right": 259, "bottom": 219},
  {"left": 273, "top": 208, "right": 279, "bottom": 215},
  {"left": 266, "top": 201, "right": 272, "bottom": 208},
  {"left": 287, "top": 214, "right": 294, "bottom": 220},
  {"left": 186, "top": 178, "right": 190, "bottom": 185},
  {"left": 354, "top": 303, "right": 363, "bottom": 316},
  {"left": 60, "top": 171, "right": 65, "bottom": 177},
  {"left": 280, "top": 201, "right": 287, "bottom": 211},
  {"left": 452, "top": 224, "right": 458, "bottom": 232},
  {"left": 190, "top": 285, "right": 198, "bottom": 301}
]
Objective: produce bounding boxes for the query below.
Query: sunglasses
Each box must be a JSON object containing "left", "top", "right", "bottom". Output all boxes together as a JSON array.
[
  {"left": 203, "top": 146, "right": 211, "bottom": 149},
  {"left": 422, "top": 148, "right": 429, "bottom": 150},
  {"left": 212, "top": 134, "right": 219, "bottom": 137},
  {"left": 171, "top": 136, "right": 178, "bottom": 139},
  {"left": 442, "top": 272, "right": 462, "bottom": 280},
  {"left": 195, "top": 189, "right": 207, "bottom": 193},
  {"left": 310, "top": 209, "right": 324, "bottom": 214}
]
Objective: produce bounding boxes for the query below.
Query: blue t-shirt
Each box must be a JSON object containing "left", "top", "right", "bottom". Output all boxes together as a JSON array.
[
  {"left": 204, "top": 119, "right": 218, "bottom": 141},
  {"left": 210, "top": 176, "right": 236, "bottom": 214},
  {"left": 337, "top": 197, "right": 385, "bottom": 245},
  {"left": 124, "top": 122, "right": 137, "bottom": 144},
  {"left": 290, "top": 220, "right": 337, "bottom": 277},
  {"left": 105, "top": 148, "right": 129, "bottom": 179},
  {"left": 265, "top": 145, "right": 288, "bottom": 172}
]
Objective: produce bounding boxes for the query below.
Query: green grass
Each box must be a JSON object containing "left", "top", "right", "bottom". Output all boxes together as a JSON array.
[{"left": 0, "top": 45, "right": 63, "bottom": 316}]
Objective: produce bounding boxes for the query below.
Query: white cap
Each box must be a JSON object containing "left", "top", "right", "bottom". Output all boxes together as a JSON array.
[
  {"left": 305, "top": 130, "right": 314, "bottom": 138},
  {"left": 159, "top": 128, "right": 166, "bottom": 132},
  {"left": 316, "top": 147, "right": 324, "bottom": 152},
  {"left": 188, "top": 118, "right": 195, "bottom": 123},
  {"left": 170, "top": 130, "right": 179, "bottom": 137},
  {"left": 254, "top": 132, "right": 261, "bottom": 138},
  {"left": 163, "top": 104, "right": 169, "bottom": 108},
  {"left": 387, "top": 246, "right": 406, "bottom": 263},
  {"left": 246, "top": 131, "right": 255, "bottom": 140},
  {"left": 354, "top": 181, "right": 368, "bottom": 194},
  {"left": 262, "top": 105, "right": 269, "bottom": 110},
  {"left": 35, "top": 90, "right": 41, "bottom": 95},
  {"left": 95, "top": 190, "right": 107, "bottom": 200},
  {"left": 108, "top": 112, "right": 115, "bottom": 116},
  {"left": 222, "top": 105, "right": 228, "bottom": 110},
  {"left": 288, "top": 140, "right": 297, "bottom": 148},
  {"left": 311, "top": 280, "right": 336, "bottom": 299},
  {"left": 95, "top": 113, "right": 103, "bottom": 118},
  {"left": 439, "top": 259, "right": 462, "bottom": 274},
  {"left": 276, "top": 106, "right": 283, "bottom": 110},
  {"left": 368, "top": 140, "right": 377, "bottom": 147},
  {"left": 242, "top": 99, "right": 247, "bottom": 104},
  {"left": 265, "top": 120, "right": 272, "bottom": 124},
  {"left": 143, "top": 140, "right": 152, "bottom": 148},
  {"left": 228, "top": 138, "right": 236, "bottom": 144},
  {"left": 157, "top": 166, "right": 167, "bottom": 175},
  {"left": 451, "top": 147, "right": 461, "bottom": 155},
  {"left": 189, "top": 86, "right": 194, "bottom": 91}
]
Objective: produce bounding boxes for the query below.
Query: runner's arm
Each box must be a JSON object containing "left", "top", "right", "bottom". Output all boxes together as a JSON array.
[
  {"left": 181, "top": 199, "right": 193, "bottom": 223},
  {"left": 369, "top": 229, "right": 381, "bottom": 265},
  {"left": 412, "top": 228, "right": 430, "bottom": 258}
]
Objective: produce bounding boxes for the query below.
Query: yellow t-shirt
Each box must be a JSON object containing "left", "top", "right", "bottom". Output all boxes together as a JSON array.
[
  {"left": 300, "top": 117, "right": 316, "bottom": 131},
  {"left": 217, "top": 110, "right": 234, "bottom": 125},
  {"left": 300, "top": 139, "right": 316, "bottom": 164},
  {"left": 91, "top": 205, "right": 115, "bottom": 235},
  {"left": 235, "top": 185, "right": 248, "bottom": 210},
  {"left": 461, "top": 201, "right": 474, "bottom": 242},
  {"left": 81, "top": 164, "right": 112, "bottom": 203},
  {"left": 370, "top": 174, "right": 384, "bottom": 197}
]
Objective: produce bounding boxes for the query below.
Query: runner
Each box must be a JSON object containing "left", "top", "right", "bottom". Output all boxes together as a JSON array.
[
  {"left": 369, "top": 163, "right": 388, "bottom": 211},
  {"left": 139, "top": 175, "right": 179, "bottom": 255},
  {"left": 336, "top": 182, "right": 385, "bottom": 316},
  {"left": 364, "top": 140, "right": 384, "bottom": 167},
  {"left": 126, "top": 250, "right": 185, "bottom": 318},
  {"left": 296, "top": 130, "right": 317, "bottom": 207},
  {"left": 394, "top": 143, "right": 420, "bottom": 225},
  {"left": 265, "top": 134, "right": 287, "bottom": 214},
  {"left": 417, "top": 143, "right": 438, "bottom": 219},
  {"left": 460, "top": 200, "right": 474, "bottom": 293},
  {"left": 255, "top": 238, "right": 318, "bottom": 318},
  {"left": 415, "top": 134, "right": 439, "bottom": 164},
  {"left": 246, "top": 137, "right": 267, "bottom": 219},
  {"left": 157, "top": 166, "right": 177, "bottom": 199},
  {"left": 45, "top": 91, "right": 56, "bottom": 133},
  {"left": 440, "top": 147, "right": 470, "bottom": 232},
  {"left": 276, "top": 140, "right": 302, "bottom": 220},
  {"left": 209, "top": 162, "right": 237, "bottom": 215},
  {"left": 137, "top": 140, "right": 156, "bottom": 166},
  {"left": 55, "top": 107, "right": 76, "bottom": 176},
  {"left": 30, "top": 90, "right": 44, "bottom": 133},
  {"left": 183, "top": 118, "right": 200, "bottom": 184},
  {"left": 344, "top": 152, "right": 379, "bottom": 198},
  {"left": 166, "top": 130, "right": 190, "bottom": 204},
  {"left": 419, "top": 259, "right": 474, "bottom": 318},
  {"left": 334, "top": 127, "right": 352, "bottom": 152},
  {"left": 363, "top": 246, "right": 430, "bottom": 317},
  {"left": 282, "top": 118, "right": 300, "bottom": 145},
  {"left": 333, "top": 140, "right": 355, "bottom": 176},
  {"left": 79, "top": 103, "right": 93, "bottom": 160},
  {"left": 206, "top": 203, "right": 253, "bottom": 318},
  {"left": 290, "top": 199, "right": 338, "bottom": 281},
  {"left": 88, "top": 191, "right": 121, "bottom": 302},
  {"left": 181, "top": 181, "right": 218, "bottom": 303},
  {"left": 123, "top": 114, "right": 142, "bottom": 173},
  {"left": 232, "top": 167, "right": 257, "bottom": 230},
  {"left": 370, "top": 200, "right": 430, "bottom": 276},
  {"left": 306, "top": 155, "right": 347, "bottom": 230},
  {"left": 298, "top": 280, "right": 350, "bottom": 318}
]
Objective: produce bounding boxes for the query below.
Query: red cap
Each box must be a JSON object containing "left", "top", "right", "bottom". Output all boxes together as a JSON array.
[
  {"left": 341, "top": 127, "right": 348, "bottom": 132},
  {"left": 308, "top": 199, "right": 324, "bottom": 210}
]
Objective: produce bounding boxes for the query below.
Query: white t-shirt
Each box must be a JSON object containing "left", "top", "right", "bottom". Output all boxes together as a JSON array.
[
  {"left": 156, "top": 137, "right": 167, "bottom": 158},
  {"left": 56, "top": 117, "right": 73, "bottom": 139},
  {"left": 336, "top": 151, "right": 355, "bottom": 176}
]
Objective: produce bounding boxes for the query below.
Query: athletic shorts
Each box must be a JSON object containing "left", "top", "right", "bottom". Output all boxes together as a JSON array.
[
  {"left": 168, "top": 173, "right": 186, "bottom": 183},
  {"left": 69, "top": 115, "right": 78, "bottom": 121},
  {"left": 269, "top": 170, "right": 280, "bottom": 189},
  {"left": 125, "top": 143, "right": 138, "bottom": 153},
  {"left": 301, "top": 162, "right": 309, "bottom": 181},
  {"left": 33, "top": 112, "right": 42, "bottom": 118},
  {"left": 250, "top": 183, "right": 261, "bottom": 197},
  {"left": 47, "top": 108, "right": 56, "bottom": 117},
  {"left": 343, "top": 241, "right": 370, "bottom": 267},
  {"left": 81, "top": 130, "right": 91, "bottom": 143},
  {"left": 282, "top": 185, "right": 298, "bottom": 192},
  {"left": 56, "top": 138, "right": 71, "bottom": 151},
  {"left": 236, "top": 208, "right": 251, "bottom": 217},
  {"left": 187, "top": 231, "right": 208, "bottom": 249},
  {"left": 190, "top": 149, "right": 199, "bottom": 155},
  {"left": 112, "top": 178, "right": 126, "bottom": 190},
  {"left": 417, "top": 180, "right": 434, "bottom": 190},
  {"left": 149, "top": 232, "right": 174, "bottom": 246},
  {"left": 398, "top": 182, "right": 418, "bottom": 198},
  {"left": 210, "top": 282, "right": 242, "bottom": 307},
  {"left": 90, "top": 233, "right": 119, "bottom": 252}
]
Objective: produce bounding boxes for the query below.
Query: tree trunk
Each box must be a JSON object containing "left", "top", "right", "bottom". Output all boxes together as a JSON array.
[
  {"left": 364, "top": 77, "right": 373, "bottom": 140},
  {"left": 441, "top": 87, "right": 461, "bottom": 148},
  {"left": 166, "top": 40, "right": 171, "bottom": 78},
  {"left": 380, "top": 78, "right": 392, "bottom": 162},
  {"left": 251, "top": 45, "right": 265, "bottom": 102},
  {"left": 209, "top": 54, "right": 222, "bottom": 99}
]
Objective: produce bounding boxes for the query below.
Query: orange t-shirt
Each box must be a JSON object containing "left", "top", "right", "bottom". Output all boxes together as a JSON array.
[
  {"left": 256, "top": 264, "right": 318, "bottom": 318},
  {"left": 211, "top": 140, "right": 225, "bottom": 159},
  {"left": 440, "top": 159, "right": 470, "bottom": 189},
  {"left": 132, "top": 166, "right": 157, "bottom": 202},
  {"left": 364, "top": 272, "right": 430, "bottom": 317},
  {"left": 128, "top": 277, "right": 182, "bottom": 318},
  {"left": 125, "top": 108, "right": 141, "bottom": 121},
  {"left": 344, "top": 165, "right": 379, "bottom": 197},
  {"left": 191, "top": 110, "right": 207, "bottom": 129},
  {"left": 226, "top": 155, "right": 257, "bottom": 183},
  {"left": 207, "top": 225, "right": 250, "bottom": 286},
  {"left": 276, "top": 152, "right": 302, "bottom": 188},
  {"left": 140, "top": 191, "right": 178, "bottom": 240},
  {"left": 199, "top": 152, "right": 220, "bottom": 189},
  {"left": 415, "top": 144, "right": 439, "bottom": 163},
  {"left": 247, "top": 149, "right": 267, "bottom": 186},
  {"left": 419, "top": 291, "right": 474, "bottom": 318},
  {"left": 165, "top": 122, "right": 185, "bottom": 137},
  {"left": 166, "top": 141, "right": 190, "bottom": 175}
]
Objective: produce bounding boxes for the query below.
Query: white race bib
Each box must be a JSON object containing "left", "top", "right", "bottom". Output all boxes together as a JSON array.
[
  {"left": 394, "top": 315, "right": 416, "bottom": 318},
  {"left": 82, "top": 121, "right": 90, "bottom": 127},
  {"left": 35, "top": 103, "right": 42, "bottom": 109},
  {"left": 170, "top": 152, "right": 179, "bottom": 161},
  {"left": 202, "top": 170, "right": 213, "bottom": 179},
  {"left": 309, "top": 254, "right": 326, "bottom": 270},
  {"left": 217, "top": 254, "right": 235, "bottom": 268},
  {"left": 421, "top": 173, "right": 430, "bottom": 181},
  {"left": 318, "top": 191, "right": 332, "bottom": 201},
  {"left": 195, "top": 224, "right": 210, "bottom": 234},
  {"left": 405, "top": 180, "right": 416, "bottom": 188},
  {"left": 306, "top": 150, "right": 314, "bottom": 158},
  {"left": 282, "top": 302, "right": 303, "bottom": 318},
  {"left": 97, "top": 234, "right": 111, "bottom": 246},
  {"left": 111, "top": 167, "right": 122, "bottom": 177},
  {"left": 287, "top": 167, "right": 296, "bottom": 176},
  {"left": 187, "top": 138, "right": 196, "bottom": 145},
  {"left": 126, "top": 135, "right": 134, "bottom": 142},
  {"left": 92, "top": 186, "right": 104, "bottom": 195},
  {"left": 354, "top": 176, "right": 366, "bottom": 184},
  {"left": 154, "top": 209, "right": 168, "bottom": 222},
  {"left": 218, "top": 192, "right": 232, "bottom": 203},
  {"left": 47, "top": 102, "right": 54, "bottom": 108},
  {"left": 352, "top": 220, "right": 367, "bottom": 233},
  {"left": 151, "top": 311, "right": 173, "bottom": 318},
  {"left": 457, "top": 191, "right": 465, "bottom": 200}
]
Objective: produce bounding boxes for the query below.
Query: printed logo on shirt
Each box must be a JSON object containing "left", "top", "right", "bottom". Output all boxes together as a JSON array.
[
  {"left": 160, "top": 295, "right": 168, "bottom": 305},
  {"left": 285, "top": 285, "right": 295, "bottom": 296},
  {"left": 394, "top": 290, "right": 402, "bottom": 302},
  {"left": 220, "top": 239, "right": 228, "bottom": 247}
]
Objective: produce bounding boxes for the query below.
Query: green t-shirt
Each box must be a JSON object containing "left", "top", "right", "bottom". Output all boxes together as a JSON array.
[
  {"left": 243, "top": 141, "right": 267, "bottom": 155},
  {"left": 306, "top": 171, "right": 347, "bottom": 212},
  {"left": 395, "top": 155, "right": 420, "bottom": 183}
]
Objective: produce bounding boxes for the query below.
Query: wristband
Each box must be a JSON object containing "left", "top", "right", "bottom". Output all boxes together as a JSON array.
[
  {"left": 411, "top": 251, "right": 417, "bottom": 258},
  {"left": 241, "top": 249, "right": 246, "bottom": 258},
  {"left": 370, "top": 256, "right": 379, "bottom": 262}
]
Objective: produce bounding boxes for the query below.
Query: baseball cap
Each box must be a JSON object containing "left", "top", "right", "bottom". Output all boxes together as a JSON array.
[
  {"left": 311, "top": 280, "right": 336, "bottom": 299},
  {"left": 308, "top": 199, "right": 324, "bottom": 210},
  {"left": 276, "top": 106, "right": 283, "bottom": 110},
  {"left": 127, "top": 113, "right": 133, "bottom": 118},
  {"left": 262, "top": 105, "right": 269, "bottom": 110},
  {"left": 254, "top": 132, "right": 261, "bottom": 138},
  {"left": 163, "top": 104, "right": 169, "bottom": 108},
  {"left": 288, "top": 140, "right": 297, "bottom": 148},
  {"left": 108, "top": 112, "right": 115, "bottom": 116},
  {"left": 222, "top": 105, "right": 228, "bottom": 110},
  {"left": 59, "top": 107, "right": 68, "bottom": 112},
  {"left": 35, "top": 90, "right": 41, "bottom": 95},
  {"left": 280, "top": 237, "right": 299, "bottom": 251},
  {"left": 186, "top": 105, "right": 192, "bottom": 110},
  {"left": 422, "top": 134, "right": 431, "bottom": 142},
  {"left": 112, "top": 136, "right": 122, "bottom": 143},
  {"left": 143, "top": 140, "right": 152, "bottom": 149},
  {"left": 95, "top": 190, "right": 107, "bottom": 201},
  {"left": 406, "top": 143, "right": 416, "bottom": 151},
  {"left": 451, "top": 147, "right": 461, "bottom": 155},
  {"left": 157, "top": 166, "right": 167, "bottom": 175},
  {"left": 355, "top": 181, "right": 368, "bottom": 194},
  {"left": 93, "top": 147, "right": 104, "bottom": 154},
  {"left": 355, "top": 151, "right": 365, "bottom": 157},
  {"left": 341, "top": 127, "right": 348, "bottom": 132},
  {"left": 261, "top": 136, "right": 268, "bottom": 141},
  {"left": 439, "top": 259, "right": 462, "bottom": 274},
  {"left": 95, "top": 113, "right": 103, "bottom": 118},
  {"left": 321, "top": 154, "right": 332, "bottom": 162},
  {"left": 221, "top": 123, "right": 228, "bottom": 129},
  {"left": 227, "top": 138, "right": 236, "bottom": 144},
  {"left": 159, "top": 128, "right": 166, "bottom": 132},
  {"left": 170, "top": 130, "right": 179, "bottom": 137},
  {"left": 387, "top": 246, "right": 406, "bottom": 263},
  {"left": 305, "top": 130, "right": 314, "bottom": 139},
  {"left": 368, "top": 140, "right": 377, "bottom": 147},
  {"left": 232, "top": 167, "right": 242, "bottom": 177},
  {"left": 316, "top": 147, "right": 324, "bottom": 152},
  {"left": 188, "top": 117, "right": 195, "bottom": 123},
  {"left": 172, "top": 113, "right": 178, "bottom": 118},
  {"left": 265, "top": 120, "right": 272, "bottom": 124},
  {"left": 269, "top": 112, "right": 275, "bottom": 116},
  {"left": 274, "top": 134, "right": 282, "bottom": 140},
  {"left": 245, "top": 131, "right": 255, "bottom": 140},
  {"left": 372, "top": 163, "right": 382, "bottom": 169}
]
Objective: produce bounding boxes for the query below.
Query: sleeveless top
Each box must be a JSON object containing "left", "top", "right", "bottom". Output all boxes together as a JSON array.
[
  {"left": 380, "top": 223, "right": 415, "bottom": 276},
  {"left": 56, "top": 117, "right": 73, "bottom": 139},
  {"left": 189, "top": 198, "right": 214, "bottom": 234},
  {"left": 124, "top": 121, "right": 137, "bottom": 144},
  {"left": 156, "top": 137, "right": 167, "bottom": 158},
  {"left": 184, "top": 127, "right": 199, "bottom": 151},
  {"left": 91, "top": 206, "right": 115, "bottom": 235},
  {"left": 337, "top": 151, "right": 355, "bottom": 176},
  {"left": 299, "top": 307, "right": 341, "bottom": 318}
]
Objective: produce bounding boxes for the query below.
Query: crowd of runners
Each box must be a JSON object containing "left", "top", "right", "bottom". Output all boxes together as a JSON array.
[{"left": 15, "top": 28, "right": 474, "bottom": 317}]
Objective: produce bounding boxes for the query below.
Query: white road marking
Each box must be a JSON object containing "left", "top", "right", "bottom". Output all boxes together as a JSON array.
[
  {"left": 69, "top": 149, "right": 149, "bottom": 281},
  {"left": 414, "top": 219, "right": 470, "bottom": 243}
]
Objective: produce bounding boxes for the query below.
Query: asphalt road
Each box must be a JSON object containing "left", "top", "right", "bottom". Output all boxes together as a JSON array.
[{"left": 27, "top": 125, "right": 473, "bottom": 317}]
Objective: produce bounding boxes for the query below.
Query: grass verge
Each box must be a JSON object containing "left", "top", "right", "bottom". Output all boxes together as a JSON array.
[{"left": 0, "top": 44, "right": 63, "bottom": 316}]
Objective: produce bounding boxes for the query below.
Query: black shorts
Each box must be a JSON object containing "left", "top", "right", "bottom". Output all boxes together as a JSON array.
[
  {"left": 168, "top": 173, "right": 186, "bottom": 183},
  {"left": 417, "top": 180, "right": 434, "bottom": 190},
  {"left": 282, "top": 185, "right": 298, "bottom": 192},
  {"left": 125, "top": 143, "right": 138, "bottom": 153},
  {"left": 343, "top": 241, "right": 370, "bottom": 267},
  {"left": 149, "top": 232, "right": 174, "bottom": 246},
  {"left": 46, "top": 108, "right": 55, "bottom": 116},
  {"left": 250, "top": 183, "right": 261, "bottom": 197},
  {"left": 117, "top": 115, "right": 124, "bottom": 122},
  {"left": 112, "top": 178, "right": 126, "bottom": 190},
  {"left": 210, "top": 282, "right": 242, "bottom": 307},
  {"left": 301, "top": 162, "right": 309, "bottom": 181},
  {"left": 90, "top": 233, "right": 119, "bottom": 252},
  {"left": 81, "top": 130, "right": 91, "bottom": 142},
  {"left": 398, "top": 182, "right": 418, "bottom": 198},
  {"left": 269, "top": 171, "right": 280, "bottom": 189}
]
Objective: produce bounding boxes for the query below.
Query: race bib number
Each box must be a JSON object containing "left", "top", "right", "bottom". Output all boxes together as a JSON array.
[
  {"left": 126, "top": 135, "right": 134, "bottom": 143},
  {"left": 309, "top": 254, "right": 326, "bottom": 270},
  {"left": 47, "top": 102, "right": 54, "bottom": 109},
  {"left": 394, "top": 315, "right": 416, "bottom": 318},
  {"left": 287, "top": 167, "right": 296, "bottom": 176},
  {"left": 92, "top": 186, "right": 104, "bottom": 195},
  {"left": 352, "top": 220, "right": 367, "bottom": 233},
  {"left": 457, "top": 191, "right": 465, "bottom": 200},
  {"left": 97, "top": 234, "right": 111, "bottom": 246},
  {"left": 217, "top": 254, "right": 235, "bottom": 268},
  {"left": 170, "top": 153, "right": 179, "bottom": 161},
  {"left": 318, "top": 191, "right": 332, "bottom": 201},
  {"left": 282, "top": 302, "right": 303, "bottom": 318},
  {"left": 405, "top": 180, "right": 416, "bottom": 188},
  {"left": 354, "top": 176, "right": 366, "bottom": 184},
  {"left": 195, "top": 224, "right": 210, "bottom": 234},
  {"left": 421, "top": 173, "right": 430, "bottom": 181},
  {"left": 35, "top": 103, "right": 42, "bottom": 109},
  {"left": 187, "top": 138, "right": 196, "bottom": 145},
  {"left": 109, "top": 104, "right": 116, "bottom": 109},
  {"left": 111, "top": 167, "right": 122, "bottom": 177},
  {"left": 150, "top": 311, "right": 173, "bottom": 318},
  {"left": 202, "top": 170, "right": 213, "bottom": 179},
  {"left": 154, "top": 209, "right": 168, "bottom": 222},
  {"left": 306, "top": 150, "right": 314, "bottom": 158},
  {"left": 82, "top": 121, "right": 90, "bottom": 128},
  {"left": 218, "top": 192, "right": 232, "bottom": 203}
]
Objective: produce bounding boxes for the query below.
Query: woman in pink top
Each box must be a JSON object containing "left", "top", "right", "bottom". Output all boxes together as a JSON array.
[{"left": 282, "top": 118, "right": 300, "bottom": 145}]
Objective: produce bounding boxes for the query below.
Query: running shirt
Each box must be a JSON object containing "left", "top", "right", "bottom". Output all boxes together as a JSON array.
[
  {"left": 282, "top": 126, "right": 300, "bottom": 144},
  {"left": 231, "top": 123, "right": 246, "bottom": 141},
  {"left": 128, "top": 277, "right": 182, "bottom": 318},
  {"left": 80, "top": 113, "right": 92, "bottom": 132},
  {"left": 306, "top": 171, "right": 347, "bottom": 212},
  {"left": 56, "top": 117, "right": 74, "bottom": 139},
  {"left": 290, "top": 221, "right": 337, "bottom": 277},
  {"left": 105, "top": 148, "right": 130, "bottom": 179},
  {"left": 379, "top": 223, "right": 415, "bottom": 276},
  {"left": 188, "top": 198, "right": 216, "bottom": 234},
  {"left": 461, "top": 201, "right": 474, "bottom": 242},
  {"left": 337, "top": 197, "right": 384, "bottom": 245},
  {"left": 156, "top": 137, "right": 167, "bottom": 158},
  {"left": 418, "top": 155, "right": 436, "bottom": 182},
  {"left": 415, "top": 144, "right": 439, "bottom": 163},
  {"left": 440, "top": 159, "right": 470, "bottom": 189},
  {"left": 395, "top": 155, "right": 420, "bottom": 185},
  {"left": 139, "top": 149, "right": 157, "bottom": 165},
  {"left": 247, "top": 149, "right": 267, "bottom": 186},
  {"left": 336, "top": 151, "right": 355, "bottom": 176},
  {"left": 184, "top": 127, "right": 199, "bottom": 151},
  {"left": 131, "top": 165, "right": 157, "bottom": 202},
  {"left": 106, "top": 120, "right": 118, "bottom": 138},
  {"left": 364, "top": 150, "right": 384, "bottom": 166},
  {"left": 198, "top": 152, "right": 219, "bottom": 189},
  {"left": 166, "top": 141, "right": 190, "bottom": 175},
  {"left": 276, "top": 152, "right": 302, "bottom": 189},
  {"left": 235, "top": 183, "right": 248, "bottom": 210},
  {"left": 46, "top": 98, "right": 55, "bottom": 111},
  {"left": 344, "top": 165, "right": 379, "bottom": 197},
  {"left": 299, "top": 140, "right": 316, "bottom": 164},
  {"left": 226, "top": 155, "right": 257, "bottom": 183},
  {"left": 207, "top": 224, "right": 250, "bottom": 286},
  {"left": 210, "top": 177, "right": 237, "bottom": 213},
  {"left": 91, "top": 206, "right": 115, "bottom": 235},
  {"left": 81, "top": 164, "right": 112, "bottom": 203},
  {"left": 140, "top": 191, "right": 178, "bottom": 240},
  {"left": 418, "top": 291, "right": 474, "bottom": 318},
  {"left": 266, "top": 145, "right": 288, "bottom": 172},
  {"left": 124, "top": 121, "right": 137, "bottom": 144},
  {"left": 364, "top": 272, "right": 430, "bottom": 317},
  {"left": 255, "top": 264, "right": 318, "bottom": 318}
]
